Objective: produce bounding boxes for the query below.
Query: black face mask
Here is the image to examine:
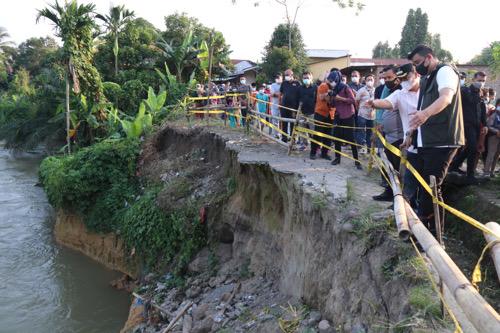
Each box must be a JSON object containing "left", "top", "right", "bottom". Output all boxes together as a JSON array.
[
  {"left": 385, "top": 79, "right": 397, "bottom": 90},
  {"left": 416, "top": 60, "right": 429, "bottom": 76}
]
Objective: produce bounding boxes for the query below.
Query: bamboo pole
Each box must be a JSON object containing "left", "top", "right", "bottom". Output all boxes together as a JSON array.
[
  {"left": 287, "top": 106, "right": 302, "bottom": 155},
  {"left": 405, "top": 202, "right": 500, "bottom": 332},
  {"left": 483, "top": 222, "right": 500, "bottom": 283},
  {"left": 161, "top": 301, "right": 193, "bottom": 333},
  {"left": 430, "top": 175, "right": 445, "bottom": 319},
  {"left": 379, "top": 150, "right": 411, "bottom": 240}
]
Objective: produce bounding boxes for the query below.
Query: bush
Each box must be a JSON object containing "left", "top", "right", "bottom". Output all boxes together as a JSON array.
[
  {"left": 39, "top": 138, "right": 140, "bottom": 232},
  {"left": 121, "top": 190, "right": 206, "bottom": 271}
]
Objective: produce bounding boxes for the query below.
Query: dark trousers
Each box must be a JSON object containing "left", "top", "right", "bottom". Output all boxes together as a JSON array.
[
  {"left": 333, "top": 116, "right": 359, "bottom": 162},
  {"left": 310, "top": 113, "right": 333, "bottom": 156},
  {"left": 380, "top": 138, "right": 404, "bottom": 192},
  {"left": 450, "top": 124, "right": 478, "bottom": 177},
  {"left": 280, "top": 107, "right": 294, "bottom": 142},
  {"left": 416, "top": 147, "right": 458, "bottom": 234}
]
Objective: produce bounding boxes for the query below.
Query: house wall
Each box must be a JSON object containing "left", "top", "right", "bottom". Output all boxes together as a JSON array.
[{"left": 307, "top": 57, "right": 350, "bottom": 81}]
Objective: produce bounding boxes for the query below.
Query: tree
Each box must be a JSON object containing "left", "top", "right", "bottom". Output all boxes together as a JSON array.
[
  {"left": 37, "top": 0, "right": 104, "bottom": 153},
  {"left": 0, "top": 27, "right": 14, "bottom": 52},
  {"left": 427, "top": 33, "right": 453, "bottom": 62},
  {"left": 14, "top": 37, "right": 59, "bottom": 76},
  {"left": 398, "top": 8, "right": 429, "bottom": 58},
  {"left": 469, "top": 41, "right": 500, "bottom": 75},
  {"left": 161, "top": 13, "right": 232, "bottom": 80},
  {"left": 261, "top": 23, "right": 307, "bottom": 80},
  {"left": 372, "top": 41, "right": 399, "bottom": 59},
  {"left": 96, "top": 5, "right": 135, "bottom": 78}
]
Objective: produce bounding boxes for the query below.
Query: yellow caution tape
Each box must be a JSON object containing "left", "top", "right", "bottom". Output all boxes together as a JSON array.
[
  {"left": 374, "top": 130, "right": 500, "bottom": 240},
  {"left": 188, "top": 110, "right": 227, "bottom": 115},
  {"left": 410, "top": 238, "right": 463, "bottom": 333},
  {"left": 295, "top": 131, "right": 363, "bottom": 164},
  {"left": 295, "top": 126, "right": 365, "bottom": 149},
  {"left": 471, "top": 240, "right": 500, "bottom": 290},
  {"left": 187, "top": 93, "right": 243, "bottom": 102},
  {"left": 250, "top": 114, "right": 291, "bottom": 138}
]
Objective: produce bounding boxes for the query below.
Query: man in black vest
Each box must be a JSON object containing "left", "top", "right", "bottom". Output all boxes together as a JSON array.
[{"left": 407, "top": 45, "right": 465, "bottom": 236}]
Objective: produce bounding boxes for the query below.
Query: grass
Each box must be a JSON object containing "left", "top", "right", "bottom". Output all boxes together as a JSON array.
[{"left": 408, "top": 284, "right": 442, "bottom": 319}]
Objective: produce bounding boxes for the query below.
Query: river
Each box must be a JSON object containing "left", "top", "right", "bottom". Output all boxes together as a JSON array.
[{"left": 0, "top": 147, "right": 131, "bottom": 333}]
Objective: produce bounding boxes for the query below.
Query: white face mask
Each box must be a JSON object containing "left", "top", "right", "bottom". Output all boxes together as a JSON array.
[
  {"left": 284, "top": 75, "right": 291, "bottom": 81},
  {"left": 241, "top": 80, "right": 246, "bottom": 85},
  {"left": 259, "top": 89, "right": 264, "bottom": 93},
  {"left": 275, "top": 78, "right": 282, "bottom": 84},
  {"left": 496, "top": 106, "right": 500, "bottom": 111},
  {"left": 401, "top": 76, "right": 419, "bottom": 91},
  {"left": 351, "top": 76, "right": 359, "bottom": 84},
  {"left": 460, "top": 79, "right": 465, "bottom": 86},
  {"left": 365, "top": 80, "right": 374, "bottom": 88},
  {"left": 379, "top": 79, "right": 385, "bottom": 85}
]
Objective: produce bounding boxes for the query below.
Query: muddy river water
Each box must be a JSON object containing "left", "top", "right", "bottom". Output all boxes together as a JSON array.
[{"left": 0, "top": 148, "right": 130, "bottom": 333}]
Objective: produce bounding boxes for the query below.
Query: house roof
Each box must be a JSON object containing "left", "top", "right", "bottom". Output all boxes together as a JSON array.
[
  {"left": 233, "top": 60, "right": 259, "bottom": 75},
  {"left": 306, "top": 49, "right": 350, "bottom": 59},
  {"left": 349, "top": 58, "right": 410, "bottom": 67}
]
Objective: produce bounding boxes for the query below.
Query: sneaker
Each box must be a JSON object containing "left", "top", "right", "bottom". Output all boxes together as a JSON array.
[
  {"left": 355, "top": 162, "right": 362, "bottom": 170},
  {"left": 372, "top": 188, "right": 393, "bottom": 201},
  {"left": 331, "top": 158, "right": 341, "bottom": 165},
  {"left": 310, "top": 154, "right": 317, "bottom": 160}
]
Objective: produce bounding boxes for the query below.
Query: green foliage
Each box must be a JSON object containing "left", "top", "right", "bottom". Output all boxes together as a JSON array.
[
  {"left": 372, "top": 41, "right": 399, "bottom": 59},
  {"left": 39, "top": 138, "right": 140, "bottom": 230},
  {"left": 121, "top": 190, "right": 206, "bottom": 271},
  {"left": 399, "top": 8, "right": 429, "bottom": 58},
  {"left": 408, "top": 284, "right": 441, "bottom": 319},
  {"left": 120, "top": 102, "right": 152, "bottom": 138},
  {"left": 427, "top": 33, "right": 453, "bottom": 62},
  {"left": 161, "top": 13, "right": 232, "bottom": 80},
  {"left": 155, "top": 63, "right": 194, "bottom": 106},
  {"left": 261, "top": 23, "right": 307, "bottom": 80},
  {"left": 13, "top": 36, "right": 59, "bottom": 76}
]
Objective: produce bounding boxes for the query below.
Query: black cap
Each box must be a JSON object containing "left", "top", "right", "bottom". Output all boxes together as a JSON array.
[
  {"left": 459, "top": 72, "right": 467, "bottom": 79},
  {"left": 395, "top": 63, "right": 414, "bottom": 78}
]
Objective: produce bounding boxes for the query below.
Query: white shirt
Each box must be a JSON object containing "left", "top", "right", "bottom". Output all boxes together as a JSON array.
[
  {"left": 417, "top": 66, "right": 459, "bottom": 147},
  {"left": 270, "top": 83, "right": 281, "bottom": 111},
  {"left": 356, "top": 86, "right": 375, "bottom": 120},
  {"left": 385, "top": 88, "right": 419, "bottom": 153}
]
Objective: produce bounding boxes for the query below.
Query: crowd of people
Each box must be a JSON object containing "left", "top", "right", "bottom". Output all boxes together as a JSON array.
[{"left": 191, "top": 44, "right": 500, "bottom": 237}]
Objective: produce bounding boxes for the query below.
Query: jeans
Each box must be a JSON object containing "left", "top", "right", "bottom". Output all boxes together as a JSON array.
[
  {"left": 416, "top": 147, "right": 458, "bottom": 235},
  {"left": 333, "top": 116, "right": 359, "bottom": 162},
  {"left": 450, "top": 124, "right": 478, "bottom": 177},
  {"left": 310, "top": 113, "right": 333, "bottom": 157},
  {"left": 356, "top": 116, "right": 374, "bottom": 147}
]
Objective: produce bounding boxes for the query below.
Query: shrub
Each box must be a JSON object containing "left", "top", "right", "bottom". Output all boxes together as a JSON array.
[{"left": 39, "top": 137, "right": 140, "bottom": 231}]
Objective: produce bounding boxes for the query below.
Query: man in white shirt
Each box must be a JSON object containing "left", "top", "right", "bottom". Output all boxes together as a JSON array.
[
  {"left": 355, "top": 74, "right": 376, "bottom": 151},
  {"left": 407, "top": 45, "right": 464, "bottom": 236},
  {"left": 270, "top": 73, "right": 282, "bottom": 137},
  {"left": 366, "top": 64, "right": 420, "bottom": 205}
]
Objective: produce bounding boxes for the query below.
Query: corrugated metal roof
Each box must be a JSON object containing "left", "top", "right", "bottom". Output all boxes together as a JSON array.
[{"left": 306, "top": 49, "right": 350, "bottom": 59}]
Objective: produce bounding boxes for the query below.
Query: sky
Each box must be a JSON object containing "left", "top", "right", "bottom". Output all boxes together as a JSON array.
[{"left": 1, "top": 0, "right": 499, "bottom": 63}]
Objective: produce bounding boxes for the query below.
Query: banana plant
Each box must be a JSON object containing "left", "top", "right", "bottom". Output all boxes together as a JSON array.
[
  {"left": 120, "top": 102, "right": 152, "bottom": 139},
  {"left": 143, "top": 87, "right": 167, "bottom": 119}
]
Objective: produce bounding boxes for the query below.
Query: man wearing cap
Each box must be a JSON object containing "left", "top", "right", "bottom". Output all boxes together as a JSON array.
[
  {"left": 366, "top": 63, "right": 421, "bottom": 205},
  {"left": 407, "top": 45, "right": 464, "bottom": 236}
]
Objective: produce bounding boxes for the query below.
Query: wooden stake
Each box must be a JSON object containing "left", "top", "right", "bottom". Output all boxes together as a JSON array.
[
  {"left": 483, "top": 222, "right": 500, "bottom": 283},
  {"left": 287, "top": 106, "right": 302, "bottom": 156},
  {"left": 161, "top": 301, "right": 193, "bottom": 333},
  {"left": 404, "top": 202, "right": 500, "bottom": 332}
]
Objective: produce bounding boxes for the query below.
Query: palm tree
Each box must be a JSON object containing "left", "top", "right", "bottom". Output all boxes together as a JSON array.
[
  {"left": 96, "top": 5, "right": 135, "bottom": 78},
  {"left": 0, "top": 27, "right": 14, "bottom": 52},
  {"left": 37, "top": 0, "right": 98, "bottom": 154}
]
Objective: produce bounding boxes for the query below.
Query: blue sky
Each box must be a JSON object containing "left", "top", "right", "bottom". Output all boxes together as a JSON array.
[{"left": 2, "top": 0, "right": 499, "bottom": 63}]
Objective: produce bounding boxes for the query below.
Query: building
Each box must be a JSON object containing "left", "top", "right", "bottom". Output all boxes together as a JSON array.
[
  {"left": 306, "top": 49, "right": 350, "bottom": 80},
  {"left": 214, "top": 59, "right": 260, "bottom": 85},
  {"left": 342, "top": 58, "right": 410, "bottom": 82}
]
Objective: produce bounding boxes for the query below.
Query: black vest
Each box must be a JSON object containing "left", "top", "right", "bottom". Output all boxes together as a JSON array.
[{"left": 416, "top": 64, "right": 465, "bottom": 147}]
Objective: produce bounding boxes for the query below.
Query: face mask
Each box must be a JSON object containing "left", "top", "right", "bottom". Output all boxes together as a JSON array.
[
  {"left": 241, "top": 80, "right": 246, "bottom": 85},
  {"left": 365, "top": 80, "right": 374, "bottom": 88},
  {"left": 379, "top": 79, "right": 385, "bottom": 85},
  {"left": 385, "top": 79, "right": 397, "bottom": 90},
  {"left": 351, "top": 77, "right": 359, "bottom": 84},
  {"left": 275, "top": 78, "right": 282, "bottom": 84},
  {"left": 496, "top": 106, "right": 500, "bottom": 112},
  {"left": 460, "top": 79, "right": 465, "bottom": 86},
  {"left": 401, "top": 81, "right": 411, "bottom": 91},
  {"left": 416, "top": 58, "right": 429, "bottom": 76},
  {"left": 284, "top": 75, "right": 291, "bottom": 81},
  {"left": 303, "top": 78, "right": 311, "bottom": 85},
  {"left": 472, "top": 81, "right": 484, "bottom": 89},
  {"left": 259, "top": 89, "right": 264, "bottom": 94}
]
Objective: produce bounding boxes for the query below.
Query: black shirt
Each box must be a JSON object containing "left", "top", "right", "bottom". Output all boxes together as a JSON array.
[
  {"left": 460, "top": 85, "right": 485, "bottom": 128},
  {"left": 280, "top": 80, "right": 301, "bottom": 109},
  {"left": 298, "top": 84, "right": 317, "bottom": 115},
  {"left": 375, "top": 84, "right": 384, "bottom": 99}
]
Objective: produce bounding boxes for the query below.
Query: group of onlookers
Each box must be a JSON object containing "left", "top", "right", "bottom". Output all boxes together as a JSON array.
[{"left": 191, "top": 44, "right": 499, "bottom": 237}]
